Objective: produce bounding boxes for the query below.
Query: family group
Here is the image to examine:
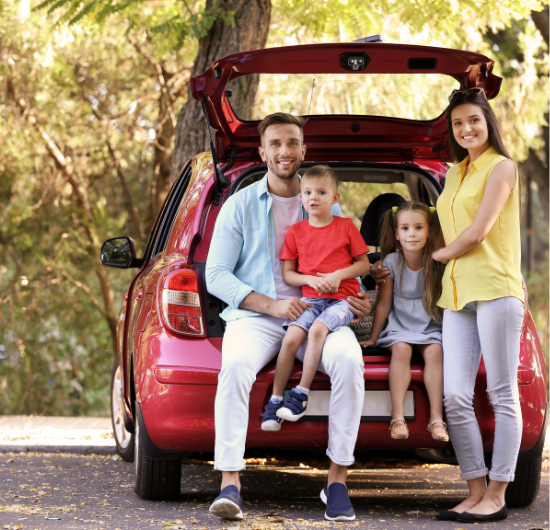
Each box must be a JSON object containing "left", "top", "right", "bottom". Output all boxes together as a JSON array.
[{"left": 204, "top": 88, "right": 524, "bottom": 523}]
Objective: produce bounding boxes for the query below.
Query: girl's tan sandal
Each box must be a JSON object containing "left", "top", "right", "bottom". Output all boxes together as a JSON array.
[
  {"left": 427, "top": 421, "right": 449, "bottom": 442},
  {"left": 389, "top": 419, "right": 409, "bottom": 439}
]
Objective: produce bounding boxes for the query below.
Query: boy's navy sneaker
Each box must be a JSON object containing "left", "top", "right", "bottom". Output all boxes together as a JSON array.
[
  {"left": 323, "top": 482, "right": 356, "bottom": 521},
  {"left": 276, "top": 388, "right": 308, "bottom": 422},
  {"left": 261, "top": 399, "right": 284, "bottom": 431},
  {"left": 208, "top": 485, "right": 243, "bottom": 520}
]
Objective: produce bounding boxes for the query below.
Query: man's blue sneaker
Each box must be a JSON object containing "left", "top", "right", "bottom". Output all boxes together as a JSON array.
[
  {"left": 276, "top": 388, "right": 308, "bottom": 422},
  {"left": 320, "top": 479, "right": 328, "bottom": 504},
  {"left": 261, "top": 399, "right": 284, "bottom": 431},
  {"left": 323, "top": 482, "right": 356, "bottom": 521},
  {"left": 208, "top": 485, "right": 243, "bottom": 520}
]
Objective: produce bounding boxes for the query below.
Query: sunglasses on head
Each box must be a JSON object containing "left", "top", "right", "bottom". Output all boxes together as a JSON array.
[{"left": 448, "top": 87, "right": 487, "bottom": 102}]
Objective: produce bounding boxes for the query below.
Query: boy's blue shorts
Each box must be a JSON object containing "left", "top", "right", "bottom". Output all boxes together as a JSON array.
[{"left": 283, "top": 297, "right": 354, "bottom": 333}]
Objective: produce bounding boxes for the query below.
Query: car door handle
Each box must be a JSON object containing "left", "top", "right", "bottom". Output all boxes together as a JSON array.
[{"left": 134, "top": 289, "right": 143, "bottom": 301}]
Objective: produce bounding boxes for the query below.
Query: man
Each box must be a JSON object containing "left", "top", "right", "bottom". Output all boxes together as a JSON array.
[{"left": 205, "top": 113, "right": 370, "bottom": 522}]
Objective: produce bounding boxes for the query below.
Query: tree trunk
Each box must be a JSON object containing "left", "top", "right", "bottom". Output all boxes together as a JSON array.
[
  {"left": 521, "top": 143, "right": 549, "bottom": 221},
  {"left": 170, "top": 0, "right": 271, "bottom": 183},
  {"left": 7, "top": 77, "right": 119, "bottom": 350},
  {"left": 529, "top": 6, "right": 549, "bottom": 222},
  {"left": 531, "top": 6, "right": 549, "bottom": 49},
  {"left": 150, "top": 75, "right": 176, "bottom": 222}
]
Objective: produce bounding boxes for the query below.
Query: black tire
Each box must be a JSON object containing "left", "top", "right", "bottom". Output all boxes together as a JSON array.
[
  {"left": 134, "top": 404, "right": 182, "bottom": 500},
  {"left": 505, "top": 457, "right": 542, "bottom": 507},
  {"left": 110, "top": 355, "right": 135, "bottom": 462}
]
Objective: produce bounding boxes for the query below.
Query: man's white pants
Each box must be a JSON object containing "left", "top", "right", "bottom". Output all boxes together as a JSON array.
[{"left": 214, "top": 314, "right": 365, "bottom": 471}]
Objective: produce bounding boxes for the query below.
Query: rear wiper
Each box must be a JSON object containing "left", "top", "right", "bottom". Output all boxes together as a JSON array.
[{"left": 353, "top": 35, "right": 383, "bottom": 43}]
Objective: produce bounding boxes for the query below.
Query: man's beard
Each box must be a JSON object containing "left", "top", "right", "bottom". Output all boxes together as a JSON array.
[{"left": 266, "top": 156, "right": 301, "bottom": 180}]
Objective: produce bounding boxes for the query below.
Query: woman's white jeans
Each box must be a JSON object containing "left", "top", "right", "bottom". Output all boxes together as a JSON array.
[
  {"left": 214, "top": 314, "right": 365, "bottom": 471},
  {"left": 443, "top": 297, "right": 525, "bottom": 482}
]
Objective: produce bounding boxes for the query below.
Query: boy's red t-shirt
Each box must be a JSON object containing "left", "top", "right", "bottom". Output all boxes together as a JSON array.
[{"left": 280, "top": 216, "right": 369, "bottom": 300}]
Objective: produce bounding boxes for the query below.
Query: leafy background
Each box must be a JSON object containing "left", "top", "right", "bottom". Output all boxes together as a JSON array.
[{"left": 0, "top": 0, "right": 548, "bottom": 415}]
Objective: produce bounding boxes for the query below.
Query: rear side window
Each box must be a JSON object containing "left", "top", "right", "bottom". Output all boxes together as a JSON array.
[
  {"left": 147, "top": 164, "right": 192, "bottom": 259},
  {"left": 226, "top": 73, "right": 459, "bottom": 122}
]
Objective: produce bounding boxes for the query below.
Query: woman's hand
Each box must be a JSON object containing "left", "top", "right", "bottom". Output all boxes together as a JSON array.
[
  {"left": 432, "top": 249, "right": 449, "bottom": 264},
  {"left": 359, "top": 338, "right": 376, "bottom": 348},
  {"left": 369, "top": 260, "right": 390, "bottom": 289},
  {"left": 347, "top": 290, "right": 372, "bottom": 324}
]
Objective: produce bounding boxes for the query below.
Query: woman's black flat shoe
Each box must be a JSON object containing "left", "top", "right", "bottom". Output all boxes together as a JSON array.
[
  {"left": 435, "top": 510, "right": 460, "bottom": 521},
  {"left": 457, "top": 504, "right": 508, "bottom": 523}
]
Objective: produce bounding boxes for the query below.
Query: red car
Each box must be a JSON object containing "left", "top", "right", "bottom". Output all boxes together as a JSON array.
[{"left": 101, "top": 42, "right": 547, "bottom": 507}]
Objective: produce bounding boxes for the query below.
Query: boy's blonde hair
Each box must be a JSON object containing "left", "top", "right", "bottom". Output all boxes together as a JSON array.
[{"left": 301, "top": 165, "right": 339, "bottom": 190}]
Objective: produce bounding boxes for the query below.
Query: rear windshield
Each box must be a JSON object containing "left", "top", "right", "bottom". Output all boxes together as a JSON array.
[{"left": 226, "top": 73, "right": 459, "bottom": 122}]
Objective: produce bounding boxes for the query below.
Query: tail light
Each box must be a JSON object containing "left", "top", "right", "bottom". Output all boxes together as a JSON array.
[{"left": 162, "top": 268, "right": 205, "bottom": 336}]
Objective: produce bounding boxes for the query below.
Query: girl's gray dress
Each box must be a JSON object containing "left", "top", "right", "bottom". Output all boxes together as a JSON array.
[{"left": 376, "top": 252, "right": 442, "bottom": 348}]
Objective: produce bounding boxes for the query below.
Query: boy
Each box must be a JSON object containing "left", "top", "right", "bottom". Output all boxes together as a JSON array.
[{"left": 261, "top": 165, "right": 371, "bottom": 430}]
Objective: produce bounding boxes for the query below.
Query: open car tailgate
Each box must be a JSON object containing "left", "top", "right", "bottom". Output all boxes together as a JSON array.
[{"left": 190, "top": 43, "right": 502, "bottom": 162}]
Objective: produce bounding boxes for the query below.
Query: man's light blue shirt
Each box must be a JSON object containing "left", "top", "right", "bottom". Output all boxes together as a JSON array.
[{"left": 205, "top": 174, "right": 342, "bottom": 322}]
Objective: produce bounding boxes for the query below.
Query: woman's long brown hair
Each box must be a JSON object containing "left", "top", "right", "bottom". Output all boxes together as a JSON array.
[
  {"left": 445, "top": 90, "right": 512, "bottom": 163},
  {"left": 379, "top": 202, "right": 443, "bottom": 321},
  {"left": 445, "top": 90, "right": 520, "bottom": 218}
]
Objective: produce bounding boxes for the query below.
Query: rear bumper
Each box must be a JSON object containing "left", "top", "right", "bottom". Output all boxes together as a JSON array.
[
  {"left": 139, "top": 367, "right": 546, "bottom": 456},
  {"left": 136, "top": 330, "right": 547, "bottom": 456}
]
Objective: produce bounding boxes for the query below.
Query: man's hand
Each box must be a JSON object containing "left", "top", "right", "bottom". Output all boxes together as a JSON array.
[
  {"left": 317, "top": 271, "right": 342, "bottom": 293},
  {"left": 432, "top": 249, "right": 449, "bottom": 264},
  {"left": 270, "top": 297, "right": 311, "bottom": 321},
  {"left": 369, "top": 260, "right": 390, "bottom": 289},
  {"left": 306, "top": 275, "right": 333, "bottom": 296},
  {"left": 347, "top": 290, "right": 371, "bottom": 324}
]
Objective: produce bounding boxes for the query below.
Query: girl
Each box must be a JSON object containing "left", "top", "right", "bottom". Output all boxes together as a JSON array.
[
  {"left": 361, "top": 202, "right": 448, "bottom": 443},
  {"left": 432, "top": 88, "right": 524, "bottom": 523}
]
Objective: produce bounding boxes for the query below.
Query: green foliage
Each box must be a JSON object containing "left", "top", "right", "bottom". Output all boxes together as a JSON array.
[
  {"left": 270, "top": 0, "right": 546, "bottom": 46},
  {"left": 2, "top": 0, "right": 548, "bottom": 415},
  {"left": 148, "top": 7, "right": 234, "bottom": 53},
  {"left": 33, "top": 0, "right": 234, "bottom": 54},
  {"left": 0, "top": 3, "right": 193, "bottom": 415}
]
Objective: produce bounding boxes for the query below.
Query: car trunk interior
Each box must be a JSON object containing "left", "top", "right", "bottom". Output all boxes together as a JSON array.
[{"left": 198, "top": 162, "right": 441, "bottom": 364}]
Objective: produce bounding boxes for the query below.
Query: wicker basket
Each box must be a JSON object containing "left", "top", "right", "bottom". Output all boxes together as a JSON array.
[{"left": 349, "top": 289, "right": 380, "bottom": 343}]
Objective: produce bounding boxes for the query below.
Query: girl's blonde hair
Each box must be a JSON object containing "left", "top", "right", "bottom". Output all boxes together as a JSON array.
[{"left": 379, "top": 202, "right": 443, "bottom": 321}]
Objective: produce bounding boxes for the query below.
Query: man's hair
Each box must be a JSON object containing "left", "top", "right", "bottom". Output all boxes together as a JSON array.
[
  {"left": 301, "top": 165, "right": 339, "bottom": 190},
  {"left": 258, "top": 113, "right": 308, "bottom": 143}
]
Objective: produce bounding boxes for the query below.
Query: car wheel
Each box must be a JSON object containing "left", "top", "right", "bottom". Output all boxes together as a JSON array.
[
  {"left": 504, "top": 457, "right": 542, "bottom": 507},
  {"left": 134, "top": 402, "right": 182, "bottom": 500},
  {"left": 110, "top": 355, "right": 135, "bottom": 462}
]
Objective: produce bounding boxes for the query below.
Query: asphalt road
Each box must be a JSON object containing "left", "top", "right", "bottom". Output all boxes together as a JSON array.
[{"left": 0, "top": 452, "right": 548, "bottom": 530}]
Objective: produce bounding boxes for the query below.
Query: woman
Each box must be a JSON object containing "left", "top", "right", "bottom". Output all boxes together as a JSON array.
[{"left": 432, "top": 88, "right": 524, "bottom": 523}]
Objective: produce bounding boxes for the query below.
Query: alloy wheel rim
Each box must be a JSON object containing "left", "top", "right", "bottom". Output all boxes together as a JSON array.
[{"left": 111, "top": 365, "right": 132, "bottom": 450}]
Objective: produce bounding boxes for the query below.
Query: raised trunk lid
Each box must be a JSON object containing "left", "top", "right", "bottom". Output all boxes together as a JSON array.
[{"left": 190, "top": 42, "right": 501, "bottom": 162}]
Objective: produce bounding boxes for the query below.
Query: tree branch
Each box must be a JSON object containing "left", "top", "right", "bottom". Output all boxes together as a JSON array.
[
  {"left": 520, "top": 147, "right": 549, "bottom": 221},
  {"left": 7, "top": 77, "right": 94, "bottom": 221},
  {"left": 128, "top": 37, "right": 178, "bottom": 128},
  {"left": 54, "top": 267, "right": 107, "bottom": 317},
  {"left": 84, "top": 94, "right": 147, "bottom": 242},
  {"left": 7, "top": 76, "right": 118, "bottom": 346}
]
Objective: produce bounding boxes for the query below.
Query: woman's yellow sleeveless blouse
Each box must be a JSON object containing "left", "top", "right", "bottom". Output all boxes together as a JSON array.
[{"left": 437, "top": 147, "right": 523, "bottom": 311}]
